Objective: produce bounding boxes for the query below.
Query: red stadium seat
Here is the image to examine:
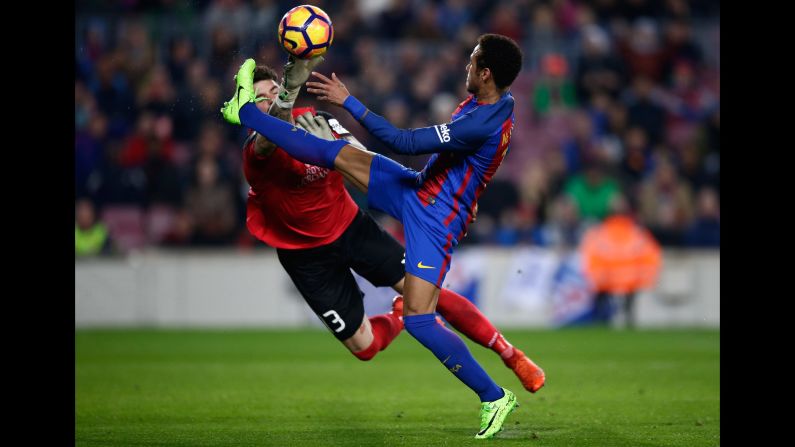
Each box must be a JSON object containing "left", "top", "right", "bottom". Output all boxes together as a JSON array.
[
  {"left": 145, "top": 205, "right": 178, "bottom": 244},
  {"left": 101, "top": 205, "right": 146, "bottom": 252}
]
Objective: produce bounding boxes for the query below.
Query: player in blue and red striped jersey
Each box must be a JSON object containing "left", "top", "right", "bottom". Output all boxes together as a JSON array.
[
  {"left": 222, "top": 34, "right": 538, "bottom": 439},
  {"left": 245, "top": 63, "right": 544, "bottom": 378}
]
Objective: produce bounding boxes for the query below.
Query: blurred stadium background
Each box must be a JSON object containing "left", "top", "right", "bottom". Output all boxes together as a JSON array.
[
  {"left": 75, "top": 1, "right": 719, "bottom": 445},
  {"left": 75, "top": 0, "right": 718, "bottom": 329}
]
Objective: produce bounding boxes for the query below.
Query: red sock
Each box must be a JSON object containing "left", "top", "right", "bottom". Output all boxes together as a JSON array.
[
  {"left": 436, "top": 288, "right": 514, "bottom": 358},
  {"left": 370, "top": 312, "right": 402, "bottom": 351},
  {"left": 353, "top": 312, "right": 403, "bottom": 361},
  {"left": 353, "top": 339, "right": 380, "bottom": 361}
]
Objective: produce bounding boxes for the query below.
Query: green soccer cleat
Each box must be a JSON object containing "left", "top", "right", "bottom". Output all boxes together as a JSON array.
[
  {"left": 220, "top": 58, "right": 257, "bottom": 125},
  {"left": 474, "top": 387, "right": 518, "bottom": 439}
]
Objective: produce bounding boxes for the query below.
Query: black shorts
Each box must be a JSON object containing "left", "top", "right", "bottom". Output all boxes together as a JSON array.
[{"left": 276, "top": 209, "right": 405, "bottom": 341}]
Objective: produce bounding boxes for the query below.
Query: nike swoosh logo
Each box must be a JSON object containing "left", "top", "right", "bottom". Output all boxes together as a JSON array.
[
  {"left": 417, "top": 261, "right": 436, "bottom": 269},
  {"left": 477, "top": 411, "right": 499, "bottom": 436},
  {"left": 237, "top": 85, "right": 244, "bottom": 108}
]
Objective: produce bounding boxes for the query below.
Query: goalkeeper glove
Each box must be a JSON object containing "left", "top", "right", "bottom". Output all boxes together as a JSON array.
[{"left": 276, "top": 55, "right": 325, "bottom": 109}]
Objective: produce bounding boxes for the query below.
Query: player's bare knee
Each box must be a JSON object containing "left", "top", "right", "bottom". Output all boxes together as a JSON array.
[{"left": 403, "top": 299, "right": 436, "bottom": 316}]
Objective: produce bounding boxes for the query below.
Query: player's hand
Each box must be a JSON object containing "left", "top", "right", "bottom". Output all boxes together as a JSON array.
[
  {"left": 306, "top": 72, "right": 350, "bottom": 107},
  {"left": 283, "top": 54, "right": 325, "bottom": 90},
  {"left": 295, "top": 112, "right": 336, "bottom": 141}
]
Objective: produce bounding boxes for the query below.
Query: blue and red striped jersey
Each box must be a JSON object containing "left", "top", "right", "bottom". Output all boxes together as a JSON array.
[{"left": 345, "top": 92, "right": 515, "bottom": 239}]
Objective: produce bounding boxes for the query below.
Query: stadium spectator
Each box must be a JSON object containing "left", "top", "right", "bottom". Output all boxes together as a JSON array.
[
  {"left": 184, "top": 156, "right": 238, "bottom": 245},
  {"left": 657, "top": 60, "right": 718, "bottom": 125},
  {"left": 75, "top": 109, "right": 109, "bottom": 198},
  {"left": 202, "top": 0, "right": 251, "bottom": 45},
  {"left": 561, "top": 110, "right": 599, "bottom": 175},
  {"left": 166, "top": 36, "right": 195, "bottom": 86},
  {"left": 518, "top": 162, "right": 554, "bottom": 230},
  {"left": 438, "top": 0, "right": 471, "bottom": 39},
  {"left": 486, "top": 3, "right": 524, "bottom": 42},
  {"left": 534, "top": 194, "right": 582, "bottom": 249},
  {"left": 580, "top": 194, "right": 662, "bottom": 328},
  {"left": 118, "top": 20, "right": 156, "bottom": 87},
  {"left": 405, "top": 2, "right": 444, "bottom": 41},
  {"left": 90, "top": 54, "right": 136, "bottom": 138},
  {"left": 616, "top": 18, "right": 669, "bottom": 82},
  {"left": 662, "top": 18, "right": 704, "bottom": 82},
  {"left": 684, "top": 186, "right": 720, "bottom": 247},
  {"left": 375, "top": 0, "right": 413, "bottom": 39},
  {"left": 623, "top": 75, "right": 666, "bottom": 145},
  {"left": 136, "top": 64, "right": 177, "bottom": 114},
  {"left": 75, "top": 199, "right": 114, "bottom": 257},
  {"left": 619, "top": 126, "right": 652, "bottom": 188},
  {"left": 574, "top": 24, "right": 627, "bottom": 102},
  {"left": 143, "top": 115, "right": 184, "bottom": 207},
  {"left": 702, "top": 108, "right": 720, "bottom": 192},
  {"left": 564, "top": 161, "right": 620, "bottom": 223},
  {"left": 532, "top": 53, "right": 578, "bottom": 118},
  {"left": 637, "top": 154, "right": 694, "bottom": 245}
]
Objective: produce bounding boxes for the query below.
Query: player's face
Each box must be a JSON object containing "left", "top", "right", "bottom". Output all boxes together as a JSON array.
[
  {"left": 254, "top": 79, "right": 280, "bottom": 114},
  {"left": 465, "top": 45, "right": 481, "bottom": 94}
]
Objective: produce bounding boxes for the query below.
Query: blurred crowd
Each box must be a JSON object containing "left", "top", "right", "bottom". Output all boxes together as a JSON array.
[{"left": 75, "top": 0, "right": 719, "bottom": 256}]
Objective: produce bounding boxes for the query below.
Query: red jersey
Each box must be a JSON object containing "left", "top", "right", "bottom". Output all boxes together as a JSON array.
[{"left": 242, "top": 110, "right": 358, "bottom": 250}]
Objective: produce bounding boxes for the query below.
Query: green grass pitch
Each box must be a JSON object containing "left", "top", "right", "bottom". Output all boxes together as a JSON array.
[{"left": 76, "top": 328, "right": 719, "bottom": 446}]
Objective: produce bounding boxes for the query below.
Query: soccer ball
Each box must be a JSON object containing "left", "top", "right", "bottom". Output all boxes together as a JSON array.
[{"left": 277, "top": 5, "right": 334, "bottom": 59}]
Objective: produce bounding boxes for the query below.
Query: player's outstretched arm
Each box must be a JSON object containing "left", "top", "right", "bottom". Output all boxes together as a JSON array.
[
  {"left": 254, "top": 55, "right": 325, "bottom": 155},
  {"left": 274, "top": 55, "right": 325, "bottom": 119},
  {"left": 307, "top": 72, "right": 487, "bottom": 155}
]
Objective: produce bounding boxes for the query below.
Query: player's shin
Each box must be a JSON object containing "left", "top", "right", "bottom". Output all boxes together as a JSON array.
[
  {"left": 403, "top": 313, "right": 504, "bottom": 402},
  {"left": 238, "top": 103, "right": 346, "bottom": 168},
  {"left": 436, "top": 288, "right": 510, "bottom": 355},
  {"left": 436, "top": 289, "right": 545, "bottom": 393}
]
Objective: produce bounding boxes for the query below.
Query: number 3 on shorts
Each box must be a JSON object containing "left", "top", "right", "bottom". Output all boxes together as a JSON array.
[{"left": 322, "top": 310, "right": 346, "bottom": 333}]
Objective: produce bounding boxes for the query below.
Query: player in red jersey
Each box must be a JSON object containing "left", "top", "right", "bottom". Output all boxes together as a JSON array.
[{"left": 241, "top": 59, "right": 544, "bottom": 391}]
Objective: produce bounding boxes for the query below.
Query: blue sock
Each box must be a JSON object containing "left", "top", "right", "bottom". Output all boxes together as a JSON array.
[
  {"left": 238, "top": 102, "right": 346, "bottom": 168},
  {"left": 404, "top": 313, "right": 504, "bottom": 402}
]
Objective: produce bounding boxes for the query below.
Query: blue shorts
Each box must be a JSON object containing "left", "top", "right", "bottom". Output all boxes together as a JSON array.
[{"left": 367, "top": 154, "right": 460, "bottom": 288}]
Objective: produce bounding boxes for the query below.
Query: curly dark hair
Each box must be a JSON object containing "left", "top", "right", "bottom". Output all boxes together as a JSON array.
[
  {"left": 254, "top": 65, "right": 279, "bottom": 83},
  {"left": 475, "top": 34, "right": 523, "bottom": 89}
]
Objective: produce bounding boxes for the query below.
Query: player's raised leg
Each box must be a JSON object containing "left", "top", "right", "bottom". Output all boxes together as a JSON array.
[
  {"left": 276, "top": 239, "right": 401, "bottom": 362},
  {"left": 222, "top": 59, "right": 375, "bottom": 193}
]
